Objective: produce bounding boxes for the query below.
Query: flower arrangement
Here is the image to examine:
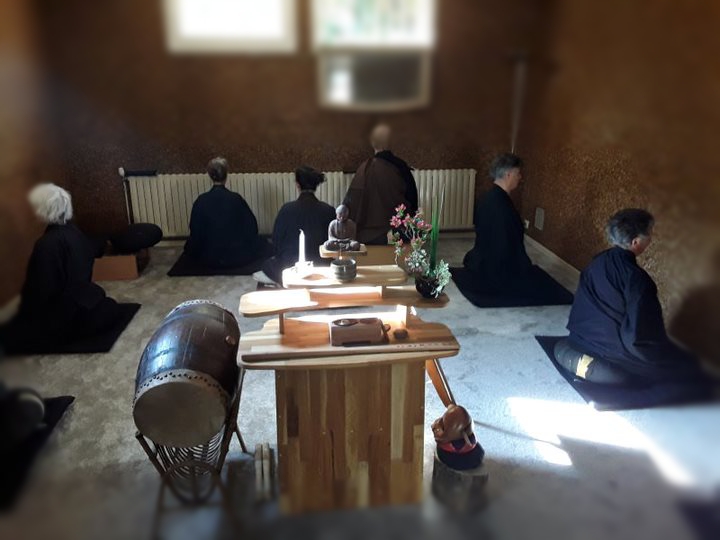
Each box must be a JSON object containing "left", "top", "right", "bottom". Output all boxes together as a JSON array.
[{"left": 390, "top": 198, "right": 450, "bottom": 298}]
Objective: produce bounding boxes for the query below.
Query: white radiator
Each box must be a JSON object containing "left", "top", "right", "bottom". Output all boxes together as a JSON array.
[{"left": 125, "top": 169, "right": 476, "bottom": 237}]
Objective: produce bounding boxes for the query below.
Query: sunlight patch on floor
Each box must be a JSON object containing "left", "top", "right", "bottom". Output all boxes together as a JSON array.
[{"left": 507, "top": 397, "right": 694, "bottom": 486}]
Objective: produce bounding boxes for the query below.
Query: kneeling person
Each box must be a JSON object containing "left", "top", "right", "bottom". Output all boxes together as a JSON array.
[
  {"left": 1, "top": 184, "right": 123, "bottom": 353},
  {"left": 462, "top": 153, "right": 532, "bottom": 290},
  {"left": 184, "top": 157, "right": 267, "bottom": 269},
  {"left": 257, "top": 166, "right": 336, "bottom": 284},
  {"left": 557, "top": 209, "right": 705, "bottom": 384}
]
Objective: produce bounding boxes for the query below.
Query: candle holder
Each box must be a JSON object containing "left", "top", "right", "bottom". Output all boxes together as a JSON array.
[{"left": 293, "top": 260, "right": 314, "bottom": 277}]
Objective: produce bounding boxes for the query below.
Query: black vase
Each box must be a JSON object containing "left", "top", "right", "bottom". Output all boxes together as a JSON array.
[{"left": 415, "top": 276, "right": 440, "bottom": 299}]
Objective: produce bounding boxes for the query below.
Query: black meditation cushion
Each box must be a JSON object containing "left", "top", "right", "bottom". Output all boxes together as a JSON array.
[{"left": 110, "top": 223, "right": 163, "bottom": 254}]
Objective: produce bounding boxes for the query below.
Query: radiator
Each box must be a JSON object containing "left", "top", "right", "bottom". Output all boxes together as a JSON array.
[{"left": 125, "top": 169, "right": 476, "bottom": 237}]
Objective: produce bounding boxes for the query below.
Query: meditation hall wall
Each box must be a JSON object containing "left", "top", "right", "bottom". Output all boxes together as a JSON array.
[
  {"left": 0, "top": 1, "right": 61, "bottom": 307},
  {"left": 35, "top": 0, "right": 547, "bottom": 236},
  {"left": 518, "top": 0, "right": 720, "bottom": 363}
]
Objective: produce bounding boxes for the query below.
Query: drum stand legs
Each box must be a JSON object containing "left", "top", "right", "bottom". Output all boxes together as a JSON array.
[
  {"left": 235, "top": 367, "right": 250, "bottom": 455},
  {"left": 136, "top": 368, "right": 251, "bottom": 535}
]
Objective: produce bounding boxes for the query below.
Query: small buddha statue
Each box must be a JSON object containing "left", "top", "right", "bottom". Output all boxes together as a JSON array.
[
  {"left": 324, "top": 204, "right": 361, "bottom": 252},
  {"left": 431, "top": 404, "right": 485, "bottom": 471}
]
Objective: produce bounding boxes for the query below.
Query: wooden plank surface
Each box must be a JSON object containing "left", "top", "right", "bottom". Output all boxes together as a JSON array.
[
  {"left": 239, "top": 285, "right": 448, "bottom": 318},
  {"left": 282, "top": 264, "right": 407, "bottom": 289},
  {"left": 319, "top": 244, "right": 368, "bottom": 258},
  {"left": 276, "top": 362, "right": 425, "bottom": 513},
  {"left": 238, "top": 311, "right": 459, "bottom": 367}
]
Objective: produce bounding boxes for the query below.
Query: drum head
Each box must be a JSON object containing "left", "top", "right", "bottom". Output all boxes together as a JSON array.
[{"left": 133, "top": 377, "right": 228, "bottom": 448}]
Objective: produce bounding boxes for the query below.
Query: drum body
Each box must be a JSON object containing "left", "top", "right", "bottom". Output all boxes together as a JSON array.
[{"left": 133, "top": 300, "right": 240, "bottom": 448}]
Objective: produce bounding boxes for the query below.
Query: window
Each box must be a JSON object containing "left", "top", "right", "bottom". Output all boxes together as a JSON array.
[
  {"left": 313, "top": 0, "right": 436, "bottom": 49},
  {"left": 163, "top": 0, "right": 297, "bottom": 54},
  {"left": 313, "top": 0, "right": 436, "bottom": 111},
  {"left": 319, "top": 51, "right": 431, "bottom": 111}
]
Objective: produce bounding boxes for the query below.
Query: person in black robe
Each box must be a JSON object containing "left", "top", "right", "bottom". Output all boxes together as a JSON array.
[
  {"left": 255, "top": 166, "right": 336, "bottom": 285},
  {"left": 343, "top": 124, "right": 418, "bottom": 244},
  {"left": 184, "top": 157, "right": 269, "bottom": 269},
  {"left": 0, "top": 184, "right": 123, "bottom": 354},
  {"left": 462, "top": 153, "right": 532, "bottom": 288},
  {"left": 556, "top": 209, "right": 708, "bottom": 385}
]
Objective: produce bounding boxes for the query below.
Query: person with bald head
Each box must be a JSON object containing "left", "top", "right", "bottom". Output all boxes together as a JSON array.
[{"left": 343, "top": 124, "right": 419, "bottom": 244}]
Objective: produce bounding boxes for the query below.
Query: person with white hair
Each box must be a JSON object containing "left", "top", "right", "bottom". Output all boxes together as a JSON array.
[
  {"left": 342, "top": 123, "right": 418, "bottom": 244},
  {"left": 0, "top": 184, "right": 123, "bottom": 353}
]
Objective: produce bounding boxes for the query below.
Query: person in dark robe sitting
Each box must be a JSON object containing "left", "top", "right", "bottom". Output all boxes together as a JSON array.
[
  {"left": 462, "top": 153, "right": 532, "bottom": 288},
  {"left": 555, "top": 209, "right": 708, "bottom": 385},
  {"left": 0, "top": 184, "right": 124, "bottom": 354},
  {"left": 184, "top": 157, "right": 268, "bottom": 269},
  {"left": 343, "top": 124, "right": 419, "bottom": 245},
  {"left": 254, "top": 166, "right": 336, "bottom": 285}
]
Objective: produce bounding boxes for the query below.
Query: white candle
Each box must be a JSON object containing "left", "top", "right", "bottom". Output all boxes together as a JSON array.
[{"left": 298, "top": 229, "right": 305, "bottom": 263}]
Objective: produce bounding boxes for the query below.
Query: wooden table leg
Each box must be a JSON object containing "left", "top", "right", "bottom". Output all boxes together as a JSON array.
[
  {"left": 425, "top": 359, "right": 456, "bottom": 407},
  {"left": 275, "top": 362, "right": 425, "bottom": 514}
]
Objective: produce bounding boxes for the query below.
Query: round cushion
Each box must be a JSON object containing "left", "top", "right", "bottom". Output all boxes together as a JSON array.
[{"left": 110, "top": 223, "right": 162, "bottom": 253}]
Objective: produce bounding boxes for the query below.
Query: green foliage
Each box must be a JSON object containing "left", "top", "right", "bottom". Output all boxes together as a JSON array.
[{"left": 389, "top": 198, "right": 449, "bottom": 296}]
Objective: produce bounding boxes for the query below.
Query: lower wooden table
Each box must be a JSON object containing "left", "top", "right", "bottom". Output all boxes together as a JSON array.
[{"left": 238, "top": 309, "right": 459, "bottom": 514}]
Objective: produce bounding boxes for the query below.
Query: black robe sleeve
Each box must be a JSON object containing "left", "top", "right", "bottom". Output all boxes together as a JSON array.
[
  {"left": 238, "top": 196, "right": 259, "bottom": 239},
  {"left": 375, "top": 151, "right": 418, "bottom": 215},
  {"left": 621, "top": 271, "right": 696, "bottom": 371},
  {"left": 272, "top": 206, "right": 290, "bottom": 258},
  {"left": 21, "top": 237, "right": 65, "bottom": 315},
  {"left": 184, "top": 201, "right": 205, "bottom": 257},
  {"left": 465, "top": 187, "right": 531, "bottom": 284}
]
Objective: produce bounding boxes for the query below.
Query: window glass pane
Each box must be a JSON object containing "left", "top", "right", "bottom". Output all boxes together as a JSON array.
[
  {"left": 320, "top": 52, "right": 430, "bottom": 110},
  {"left": 164, "top": 0, "right": 296, "bottom": 53},
  {"left": 314, "top": 0, "right": 435, "bottom": 48},
  {"left": 176, "top": 0, "right": 286, "bottom": 40}
]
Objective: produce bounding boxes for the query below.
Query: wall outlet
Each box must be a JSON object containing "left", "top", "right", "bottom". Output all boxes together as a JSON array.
[{"left": 534, "top": 207, "right": 545, "bottom": 231}]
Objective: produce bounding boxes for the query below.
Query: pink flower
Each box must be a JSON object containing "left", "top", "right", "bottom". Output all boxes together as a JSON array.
[
  {"left": 390, "top": 215, "right": 402, "bottom": 228},
  {"left": 395, "top": 204, "right": 406, "bottom": 212}
]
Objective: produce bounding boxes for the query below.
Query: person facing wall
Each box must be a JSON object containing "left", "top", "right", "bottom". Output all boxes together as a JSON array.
[
  {"left": 184, "top": 157, "right": 267, "bottom": 269},
  {"left": 555, "top": 208, "right": 709, "bottom": 385},
  {"left": 0, "top": 184, "right": 123, "bottom": 353},
  {"left": 343, "top": 124, "right": 418, "bottom": 245},
  {"left": 462, "top": 152, "right": 532, "bottom": 289},
  {"left": 255, "top": 166, "right": 336, "bottom": 285}
]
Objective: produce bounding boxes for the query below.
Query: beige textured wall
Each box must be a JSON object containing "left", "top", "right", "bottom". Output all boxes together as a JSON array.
[{"left": 519, "top": 0, "right": 720, "bottom": 361}]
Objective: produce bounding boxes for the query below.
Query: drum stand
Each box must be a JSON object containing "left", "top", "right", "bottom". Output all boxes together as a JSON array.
[{"left": 136, "top": 368, "right": 250, "bottom": 535}]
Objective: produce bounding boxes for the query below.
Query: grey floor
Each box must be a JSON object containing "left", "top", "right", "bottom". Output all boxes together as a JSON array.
[{"left": 1, "top": 237, "right": 718, "bottom": 540}]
